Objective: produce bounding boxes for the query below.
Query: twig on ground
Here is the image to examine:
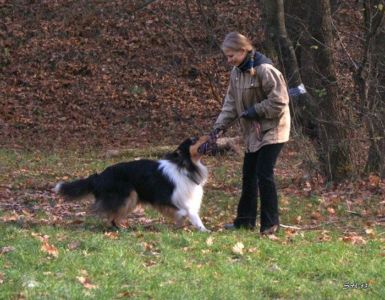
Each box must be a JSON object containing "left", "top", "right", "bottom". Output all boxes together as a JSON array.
[
  {"left": 280, "top": 224, "right": 302, "bottom": 230},
  {"left": 282, "top": 220, "right": 342, "bottom": 231},
  {"left": 346, "top": 210, "right": 363, "bottom": 216}
]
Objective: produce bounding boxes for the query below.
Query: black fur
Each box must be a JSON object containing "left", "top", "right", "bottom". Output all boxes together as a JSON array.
[
  {"left": 56, "top": 138, "right": 202, "bottom": 214},
  {"left": 58, "top": 174, "right": 98, "bottom": 199},
  {"left": 164, "top": 137, "right": 204, "bottom": 185}
]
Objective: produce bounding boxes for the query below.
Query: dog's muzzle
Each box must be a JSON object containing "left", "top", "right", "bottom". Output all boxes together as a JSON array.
[{"left": 198, "top": 136, "right": 218, "bottom": 155}]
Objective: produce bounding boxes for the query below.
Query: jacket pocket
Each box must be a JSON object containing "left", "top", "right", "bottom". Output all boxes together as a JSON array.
[
  {"left": 240, "top": 78, "right": 260, "bottom": 108},
  {"left": 260, "top": 118, "right": 278, "bottom": 133}
]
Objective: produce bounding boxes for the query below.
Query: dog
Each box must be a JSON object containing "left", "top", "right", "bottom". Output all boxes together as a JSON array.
[{"left": 54, "top": 136, "right": 211, "bottom": 232}]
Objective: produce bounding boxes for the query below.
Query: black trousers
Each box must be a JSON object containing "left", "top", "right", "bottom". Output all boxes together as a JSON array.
[{"left": 233, "top": 143, "right": 284, "bottom": 232}]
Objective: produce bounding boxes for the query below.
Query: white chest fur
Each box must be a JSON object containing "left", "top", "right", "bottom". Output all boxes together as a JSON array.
[{"left": 158, "top": 160, "right": 208, "bottom": 213}]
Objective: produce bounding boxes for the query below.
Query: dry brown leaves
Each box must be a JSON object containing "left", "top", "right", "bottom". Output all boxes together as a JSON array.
[
  {"left": 31, "top": 232, "right": 59, "bottom": 258},
  {"left": 0, "top": 246, "right": 15, "bottom": 255},
  {"left": 77, "top": 270, "right": 98, "bottom": 290},
  {"left": 104, "top": 231, "right": 119, "bottom": 240},
  {"left": 340, "top": 233, "right": 367, "bottom": 245}
]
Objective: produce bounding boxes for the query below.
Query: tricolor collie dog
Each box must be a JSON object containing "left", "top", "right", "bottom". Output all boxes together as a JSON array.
[{"left": 54, "top": 137, "right": 210, "bottom": 232}]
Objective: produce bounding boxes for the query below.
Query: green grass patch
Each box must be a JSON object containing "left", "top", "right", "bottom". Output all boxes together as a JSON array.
[
  {"left": 1, "top": 223, "right": 383, "bottom": 299},
  {"left": 0, "top": 147, "right": 384, "bottom": 299}
]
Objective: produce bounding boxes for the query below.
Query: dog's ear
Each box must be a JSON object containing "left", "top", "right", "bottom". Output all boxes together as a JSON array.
[
  {"left": 169, "top": 148, "right": 183, "bottom": 160},
  {"left": 175, "top": 149, "right": 182, "bottom": 157},
  {"left": 164, "top": 148, "right": 182, "bottom": 163}
]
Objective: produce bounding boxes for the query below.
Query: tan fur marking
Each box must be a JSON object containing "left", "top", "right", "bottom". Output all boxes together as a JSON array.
[
  {"left": 108, "top": 191, "right": 138, "bottom": 228},
  {"left": 153, "top": 205, "right": 177, "bottom": 221},
  {"left": 189, "top": 136, "right": 209, "bottom": 162}
]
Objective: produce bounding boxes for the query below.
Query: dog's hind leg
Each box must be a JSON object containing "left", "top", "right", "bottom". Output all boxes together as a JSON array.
[
  {"left": 187, "top": 210, "right": 210, "bottom": 232},
  {"left": 109, "top": 191, "right": 138, "bottom": 228}
]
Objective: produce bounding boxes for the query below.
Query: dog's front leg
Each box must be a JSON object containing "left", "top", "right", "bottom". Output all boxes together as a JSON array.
[
  {"left": 174, "top": 209, "right": 187, "bottom": 228},
  {"left": 187, "top": 211, "right": 210, "bottom": 232}
]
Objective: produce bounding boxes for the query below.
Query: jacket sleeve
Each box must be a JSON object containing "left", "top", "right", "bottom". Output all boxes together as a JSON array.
[
  {"left": 254, "top": 65, "right": 289, "bottom": 119},
  {"left": 214, "top": 77, "right": 238, "bottom": 130}
]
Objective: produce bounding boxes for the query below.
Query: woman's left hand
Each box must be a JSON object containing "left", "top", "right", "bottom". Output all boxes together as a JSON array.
[{"left": 240, "top": 106, "right": 258, "bottom": 120}]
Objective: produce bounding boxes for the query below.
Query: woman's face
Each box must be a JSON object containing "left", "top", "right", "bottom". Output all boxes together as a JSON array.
[{"left": 223, "top": 48, "right": 247, "bottom": 66}]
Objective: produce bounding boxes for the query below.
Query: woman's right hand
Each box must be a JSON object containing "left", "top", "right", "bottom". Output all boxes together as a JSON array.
[{"left": 210, "top": 128, "right": 222, "bottom": 141}]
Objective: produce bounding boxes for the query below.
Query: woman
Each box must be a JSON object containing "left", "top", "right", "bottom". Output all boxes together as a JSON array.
[{"left": 212, "top": 32, "right": 290, "bottom": 235}]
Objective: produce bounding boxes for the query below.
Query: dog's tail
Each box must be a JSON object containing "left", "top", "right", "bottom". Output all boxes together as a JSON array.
[{"left": 54, "top": 174, "right": 98, "bottom": 200}]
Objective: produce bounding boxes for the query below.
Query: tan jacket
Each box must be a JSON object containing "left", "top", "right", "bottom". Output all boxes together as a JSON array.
[{"left": 214, "top": 64, "right": 290, "bottom": 152}]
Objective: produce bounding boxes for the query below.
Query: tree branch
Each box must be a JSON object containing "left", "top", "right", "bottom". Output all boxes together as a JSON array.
[{"left": 129, "top": 0, "right": 158, "bottom": 15}]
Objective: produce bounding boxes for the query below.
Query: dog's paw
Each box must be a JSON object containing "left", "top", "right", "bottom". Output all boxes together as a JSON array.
[{"left": 199, "top": 227, "right": 211, "bottom": 233}]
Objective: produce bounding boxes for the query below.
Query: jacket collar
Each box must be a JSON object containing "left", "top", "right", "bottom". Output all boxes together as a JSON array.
[{"left": 237, "top": 50, "right": 273, "bottom": 72}]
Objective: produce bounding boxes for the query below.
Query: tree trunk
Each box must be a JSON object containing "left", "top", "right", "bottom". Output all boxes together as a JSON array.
[
  {"left": 355, "top": 1, "right": 385, "bottom": 176},
  {"left": 306, "top": 0, "right": 352, "bottom": 181},
  {"left": 263, "top": 0, "right": 352, "bottom": 181},
  {"left": 262, "top": 0, "right": 318, "bottom": 137}
]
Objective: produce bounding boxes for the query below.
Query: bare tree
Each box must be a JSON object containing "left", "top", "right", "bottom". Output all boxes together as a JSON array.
[
  {"left": 307, "top": 0, "right": 352, "bottom": 181},
  {"left": 263, "top": 0, "right": 352, "bottom": 181},
  {"left": 355, "top": 0, "right": 385, "bottom": 176}
]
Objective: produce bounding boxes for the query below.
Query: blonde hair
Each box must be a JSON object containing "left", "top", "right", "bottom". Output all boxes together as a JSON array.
[
  {"left": 221, "top": 32, "right": 254, "bottom": 52},
  {"left": 221, "top": 32, "right": 256, "bottom": 76}
]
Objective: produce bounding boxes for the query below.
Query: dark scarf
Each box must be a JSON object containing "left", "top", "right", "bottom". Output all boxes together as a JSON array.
[{"left": 237, "top": 50, "right": 272, "bottom": 72}]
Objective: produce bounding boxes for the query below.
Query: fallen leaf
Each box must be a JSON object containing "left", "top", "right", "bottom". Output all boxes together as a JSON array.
[
  {"left": 318, "top": 230, "right": 332, "bottom": 242},
  {"left": 41, "top": 241, "right": 59, "bottom": 257},
  {"left": 142, "top": 242, "right": 153, "bottom": 251},
  {"left": 303, "top": 181, "right": 312, "bottom": 194},
  {"left": 367, "top": 279, "right": 376, "bottom": 285},
  {"left": 1, "top": 212, "right": 19, "bottom": 222},
  {"left": 117, "top": 291, "right": 136, "bottom": 298},
  {"left": 105, "top": 149, "right": 121, "bottom": 158},
  {"left": 21, "top": 209, "right": 33, "bottom": 218},
  {"left": 68, "top": 241, "right": 81, "bottom": 250},
  {"left": 1, "top": 246, "right": 15, "bottom": 254},
  {"left": 104, "top": 231, "right": 119, "bottom": 239},
  {"left": 284, "top": 228, "right": 298, "bottom": 238},
  {"left": 160, "top": 279, "right": 176, "bottom": 286},
  {"left": 341, "top": 234, "right": 367, "bottom": 245},
  {"left": 206, "top": 236, "right": 214, "bottom": 246},
  {"left": 31, "top": 232, "right": 47, "bottom": 242},
  {"left": 0, "top": 272, "right": 4, "bottom": 284},
  {"left": 77, "top": 276, "right": 98, "bottom": 290},
  {"left": 247, "top": 247, "right": 258, "bottom": 253},
  {"left": 368, "top": 174, "right": 380, "bottom": 187},
  {"left": 327, "top": 207, "right": 336, "bottom": 215},
  {"left": 232, "top": 242, "right": 244, "bottom": 255},
  {"left": 268, "top": 263, "right": 281, "bottom": 272},
  {"left": 365, "top": 228, "right": 375, "bottom": 237},
  {"left": 31, "top": 232, "right": 59, "bottom": 257},
  {"left": 267, "top": 234, "right": 279, "bottom": 241},
  {"left": 70, "top": 219, "right": 84, "bottom": 225},
  {"left": 311, "top": 211, "right": 323, "bottom": 221},
  {"left": 25, "top": 279, "right": 39, "bottom": 288},
  {"left": 143, "top": 259, "right": 157, "bottom": 268}
]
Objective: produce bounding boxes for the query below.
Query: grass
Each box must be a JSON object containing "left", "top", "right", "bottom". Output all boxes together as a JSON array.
[{"left": 0, "top": 147, "right": 384, "bottom": 299}]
